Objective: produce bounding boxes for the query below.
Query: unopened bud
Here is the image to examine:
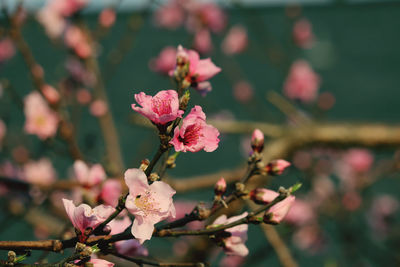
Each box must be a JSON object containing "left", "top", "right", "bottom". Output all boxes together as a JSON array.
[
  {"left": 251, "top": 129, "right": 264, "bottom": 153},
  {"left": 139, "top": 159, "right": 150, "bottom": 171},
  {"left": 249, "top": 188, "right": 278, "bottom": 205},
  {"left": 176, "top": 45, "right": 189, "bottom": 65},
  {"left": 179, "top": 90, "right": 190, "bottom": 111},
  {"left": 214, "top": 177, "right": 227, "bottom": 196},
  {"left": 7, "top": 251, "right": 16, "bottom": 263},
  {"left": 265, "top": 159, "right": 291, "bottom": 175},
  {"left": 262, "top": 212, "right": 276, "bottom": 225}
]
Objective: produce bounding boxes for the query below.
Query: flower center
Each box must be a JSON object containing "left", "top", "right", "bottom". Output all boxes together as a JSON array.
[
  {"left": 152, "top": 98, "right": 172, "bottom": 116},
  {"left": 180, "top": 124, "right": 203, "bottom": 145},
  {"left": 34, "top": 115, "right": 46, "bottom": 126},
  {"left": 134, "top": 190, "right": 159, "bottom": 216}
]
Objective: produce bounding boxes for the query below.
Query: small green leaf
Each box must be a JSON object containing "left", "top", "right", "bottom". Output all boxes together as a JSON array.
[
  {"left": 290, "top": 182, "right": 302, "bottom": 193},
  {"left": 91, "top": 244, "right": 100, "bottom": 253},
  {"left": 15, "top": 254, "right": 28, "bottom": 263}
]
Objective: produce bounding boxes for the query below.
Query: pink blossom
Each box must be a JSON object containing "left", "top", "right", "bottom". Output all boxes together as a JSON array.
[
  {"left": 62, "top": 198, "right": 115, "bottom": 234},
  {"left": 64, "top": 26, "right": 92, "bottom": 58},
  {"left": 76, "top": 89, "right": 92, "bottom": 105},
  {"left": 193, "top": 29, "right": 213, "bottom": 54},
  {"left": 99, "top": 8, "right": 116, "bottom": 28},
  {"left": 99, "top": 179, "right": 122, "bottom": 206},
  {"left": 284, "top": 199, "right": 315, "bottom": 226},
  {"left": 367, "top": 194, "right": 399, "bottom": 237},
  {"left": 23, "top": 158, "right": 56, "bottom": 186},
  {"left": 342, "top": 191, "right": 362, "bottom": 211},
  {"left": 265, "top": 196, "right": 296, "bottom": 224},
  {"left": 343, "top": 149, "right": 373, "bottom": 173},
  {"left": 24, "top": 92, "right": 59, "bottom": 140},
  {"left": 187, "top": 48, "right": 221, "bottom": 83},
  {"left": 74, "top": 160, "right": 106, "bottom": 188},
  {"left": 0, "top": 38, "right": 15, "bottom": 63},
  {"left": 170, "top": 105, "right": 220, "bottom": 153},
  {"left": 283, "top": 60, "right": 320, "bottom": 103},
  {"left": 233, "top": 81, "right": 253, "bottom": 103},
  {"left": 154, "top": 2, "right": 185, "bottom": 29},
  {"left": 222, "top": 25, "right": 248, "bottom": 55},
  {"left": 37, "top": 8, "right": 66, "bottom": 39},
  {"left": 124, "top": 168, "right": 176, "bottom": 243},
  {"left": 251, "top": 129, "right": 264, "bottom": 153},
  {"left": 293, "top": 19, "right": 314, "bottom": 49},
  {"left": 212, "top": 212, "right": 249, "bottom": 257},
  {"left": 188, "top": 3, "right": 227, "bottom": 33},
  {"left": 131, "top": 90, "right": 183, "bottom": 125},
  {"left": 90, "top": 100, "right": 108, "bottom": 117},
  {"left": 108, "top": 216, "right": 149, "bottom": 257},
  {"left": 41, "top": 84, "right": 60, "bottom": 104},
  {"left": 149, "top": 46, "right": 177, "bottom": 75},
  {"left": 47, "top": 0, "right": 89, "bottom": 17}
]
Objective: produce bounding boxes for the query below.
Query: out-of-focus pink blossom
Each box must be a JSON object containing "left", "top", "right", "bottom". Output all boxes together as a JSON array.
[
  {"left": 0, "top": 38, "right": 15, "bottom": 63},
  {"left": 292, "top": 224, "right": 323, "bottom": 252},
  {"left": 219, "top": 255, "right": 245, "bottom": 267},
  {"left": 149, "top": 46, "right": 177, "bottom": 75},
  {"left": 343, "top": 149, "right": 373, "bottom": 173},
  {"left": 131, "top": 90, "right": 183, "bottom": 125},
  {"left": 368, "top": 194, "right": 399, "bottom": 237},
  {"left": 90, "top": 100, "right": 108, "bottom": 117},
  {"left": 108, "top": 216, "right": 149, "bottom": 257},
  {"left": 187, "top": 3, "right": 227, "bottom": 33},
  {"left": 41, "top": 84, "right": 60, "bottom": 104},
  {"left": 74, "top": 160, "right": 106, "bottom": 188},
  {"left": 23, "top": 158, "right": 56, "bottom": 186},
  {"left": 99, "top": 8, "right": 116, "bottom": 28},
  {"left": 292, "top": 150, "right": 312, "bottom": 170},
  {"left": 124, "top": 168, "right": 176, "bottom": 243},
  {"left": 37, "top": 8, "right": 66, "bottom": 39},
  {"left": 317, "top": 92, "right": 335, "bottom": 110},
  {"left": 265, "top": 159, "right": 291, "bottom": 175},
  {"left": 193, "top": 29, "right": 213, "bottom": 54},
  {"left": 170, "top": 105, "right": 220, "bottom": 153},
  {"left": 212, "top": 212, "right": 249, "bottom": 257},
  {"left": 222, "top": 25, "right": 248, "bottom": 55},
  {"left": 99, "top": 179, "right": 122, "bottom": 206},
  {"left": 283, "top": 60, "right": 320, "bottom": 103},
  {"left": 24, "top": 91, "right": 59, "bottom": 140},
  {"left": 87, "top": 259, "right": 114, "bottom": 267},
  {"left": 47, "top": 0, "right": 89, "bottom": 17},
  {"left": 64, "top": 26, "right": 92, "bottom": 59},
  {"left": 62, "top": 198, "right": 115, "bottom": 234},
  {"left": 12, "top": 146, "right": 29, "bottom": 164},
  {"left": 76, "top": 89, "right": 92, "bottom": 105},
  {"left": 284, "top": 199, "right": 315, "bottom": 226},
  {"left": 154, "top": 2, "right": 185, "bottom": 29},
  {"left": 66, "top": 58, "right": 96, "bottom": 86},
  {"left": 265, "top": 195, "right": 296, "bottom": 224},
  {"left": 342, "top": 191, "right": 362, "bottom": 211},
  {"left": 233, "top": 81, "right": 253, "bottom": 103},
  {"left": 293, "top": 19, "right": 314, "bottom": 49}
]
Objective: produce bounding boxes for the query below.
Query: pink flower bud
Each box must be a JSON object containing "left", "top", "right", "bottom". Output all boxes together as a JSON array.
[
  {"left": 99, "top": 8, "right": 116, "bottom": 28},
  {"left": 41, "top": 84, "right": 60, "bottom": 104},
  {"left": 265, "top": 160, "right": 291, "bottom": 175},
  {"left": 251, "top": 129, "right": 264, "bottom": 153},
  {"left": 264, "top": 195, "right": 295, "bottom": 224},
  {"left": 249, "top": 188, "right": 278, "bottom": 205},
  {"left": 214, "top": 177, "right": 227, "bottom": 196}
]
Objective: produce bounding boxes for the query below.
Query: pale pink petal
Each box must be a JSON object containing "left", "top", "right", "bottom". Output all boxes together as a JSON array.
[
  {"left": 124, "top": 168, "right": 149, "bottom": 196},
  {"left": 131, "top": 217, "right": 155, "bottom": 244}
]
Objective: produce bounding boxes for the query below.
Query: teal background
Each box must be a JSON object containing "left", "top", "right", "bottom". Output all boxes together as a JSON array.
[{"left": 1, "top": 1, "right": 400, "bottom": 266}]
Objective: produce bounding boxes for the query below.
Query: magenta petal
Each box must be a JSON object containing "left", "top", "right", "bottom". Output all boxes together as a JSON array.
[{"left": 195, "top": 58, "right": 221, "bottom": 82}]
